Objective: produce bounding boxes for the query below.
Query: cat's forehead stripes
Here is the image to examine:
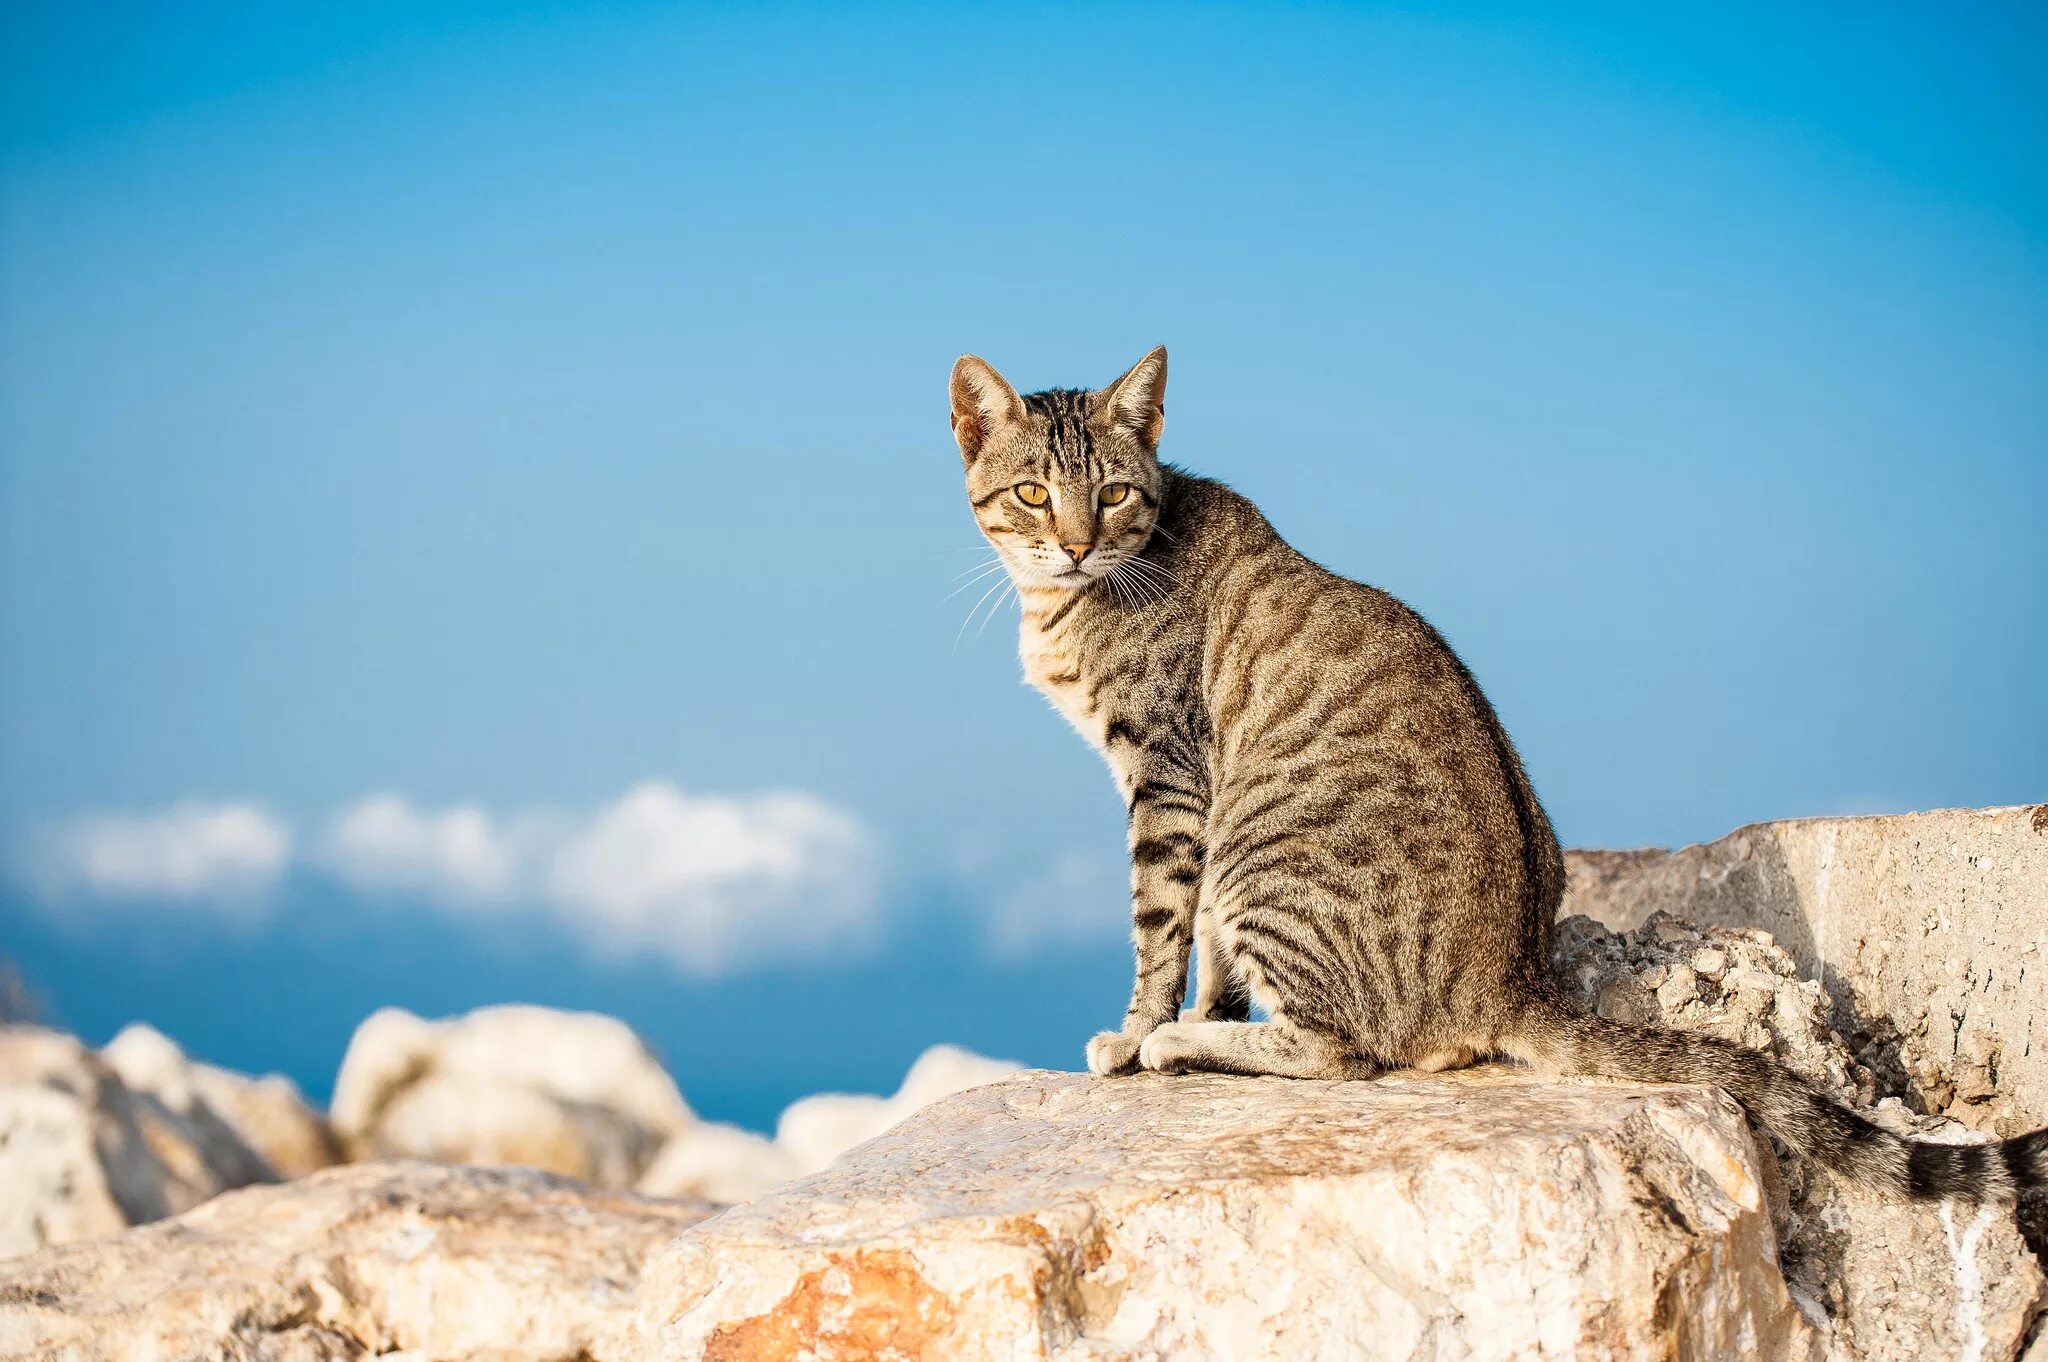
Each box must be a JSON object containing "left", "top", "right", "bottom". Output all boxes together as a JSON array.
[{"left": 1023, "top": 388, "right": 1099, "bottom": 478}]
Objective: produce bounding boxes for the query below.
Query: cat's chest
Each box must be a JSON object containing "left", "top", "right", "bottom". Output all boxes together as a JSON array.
[{"left": 1018, "top": 600, "right": 1116, "bottom": 754}]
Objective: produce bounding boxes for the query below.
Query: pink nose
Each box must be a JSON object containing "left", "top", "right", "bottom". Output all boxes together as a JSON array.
[{"left": 1062, "top": 542, "right": 1092, "bottom": 564}]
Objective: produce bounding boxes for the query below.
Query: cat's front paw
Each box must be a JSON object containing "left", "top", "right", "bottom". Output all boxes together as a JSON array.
[{"left": 1086, "top": 1027, "right": 1147, "bottom": 1076}]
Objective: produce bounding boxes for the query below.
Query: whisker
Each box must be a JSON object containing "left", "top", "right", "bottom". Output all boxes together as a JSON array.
[
  {"left": 973, "top": 581, "right": 1017, "bottom": 643},
  {"left": 955, "top": 575, "right": 1011, "bottom": 650},
  {"left": 1119, "top": 556, "right": 1180, "bottom": 597},
  {"left": 943, "top": 559, "right": 1009, "bottom": 600}
]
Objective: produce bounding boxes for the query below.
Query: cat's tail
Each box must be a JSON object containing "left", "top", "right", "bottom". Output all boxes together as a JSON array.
[{"left": 1498, "top": 990, "right": 2048, "bottom": 1202}]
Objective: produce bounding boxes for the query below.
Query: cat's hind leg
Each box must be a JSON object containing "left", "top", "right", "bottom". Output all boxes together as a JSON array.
[
  {"left": 1137, "top": 1019, "right": 1376, "bottom": 1080},
  {"left": 1182, "top": 908, "right": 1252, "bottom": 1023}
]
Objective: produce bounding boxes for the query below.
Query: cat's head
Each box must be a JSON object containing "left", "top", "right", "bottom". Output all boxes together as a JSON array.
[{"left": 949, "top": 347, "right": 1168, "bottom": 589}]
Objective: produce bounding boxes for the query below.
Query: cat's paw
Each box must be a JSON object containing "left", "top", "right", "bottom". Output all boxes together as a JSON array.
[
  {"left": 1138, "top": 1023, "right": 1199, "bottom": 1074},
  {"left": 1085, "top": 1028, "right": 1146, "bottom": 1076},
  {"left": 1178, "top": 1006, "right": 1211, "bottom": 1023}
]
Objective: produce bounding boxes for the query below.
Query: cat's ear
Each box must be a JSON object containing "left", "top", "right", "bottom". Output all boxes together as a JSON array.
[
  {"left": 950, "top": 355, "right": 1026, "bottom": 464},
  {"left": 1100, "top": 345, "right": 1167, "bottom": 448}
]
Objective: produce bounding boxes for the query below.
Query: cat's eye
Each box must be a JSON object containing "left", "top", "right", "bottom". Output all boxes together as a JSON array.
[
  {"left": 1098, "top": 483, "right": 1132, "bottom": 506},
  {"left": 1014, "top": 482, "right": 1050, "bottom": 507}
]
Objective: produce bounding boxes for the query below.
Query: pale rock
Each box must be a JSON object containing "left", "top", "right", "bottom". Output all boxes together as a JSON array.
[
  {"left": 775, "top": 1043, "right": 1021, "bottom": 1177},
  {"left": 1563, "top": 804, "right": 2048, "bottom": 1135},
  {"left": 330, "top": 1005, "right": 692, "bottom": 1187},
  {"left": 641, "top": 1069, "right": 1820, "bottom": 1361},
  {"left": 102, "top": 1022, "right": 337, "bottom": 1178},
  {"left": 0, "top": 1026, "right": 271, "bottom": 1258},
  {"left": 639, "top": 1121, "right": 799, "bottom": 1205},
  {"left": 1554, "top": 912, "right": 2045, "bottom": 1361},
  {"left": 0, "top": 1160, "right": 714, "bottom": 1362}
]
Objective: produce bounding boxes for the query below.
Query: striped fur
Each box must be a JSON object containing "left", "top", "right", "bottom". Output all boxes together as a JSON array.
[{"left": 950, "top": 346, "right": 2048, "bottom": 1204}]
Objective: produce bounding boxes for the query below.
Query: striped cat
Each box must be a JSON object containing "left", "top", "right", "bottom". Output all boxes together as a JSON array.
[{"left": 949, "top": 345, "right": 2046, "bottom": 1202}]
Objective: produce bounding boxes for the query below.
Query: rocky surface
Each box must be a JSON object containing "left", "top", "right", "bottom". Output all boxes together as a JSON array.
[
  {"left": 1563, "top": 803, "right": 2048, "bottom": 1135},
  {"left": 1, "top": 807, "right": 2039, "bottom": 1358},
  {"left": 330, "top": 1004, "right": 695, "bottom": 1187},
  {"left": 102, "top": 1022, "right": 338, "bottom": 1179},
  {"left": 1555, "top": 911, "right": 2044, "bottom": 1361},
  {"left": 642, "top": 1068, "right": 1821, "bottom": 1361},
  {"left": 0, "top": 1026, "right": 275, "bottom": 1258},
  {"left": 0, "top": 1161, "right": 713, "bottom": 1362}
]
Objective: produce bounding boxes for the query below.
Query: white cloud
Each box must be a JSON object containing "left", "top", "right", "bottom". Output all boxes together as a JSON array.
[
  {"left": 320, "top": 794, "right": 524, "bottom": 903},
  {"left": 318, "top": 780, "right": 876, "bottom": 975},
  {"left": 25, "top": 801, "right": 292, "bottom": 909}
]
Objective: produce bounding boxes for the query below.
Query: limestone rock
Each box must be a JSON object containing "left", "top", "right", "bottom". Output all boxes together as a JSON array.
[
  {"left": 0, "top": 1026, "right": 271, "bottom": 1258},
  {"left": 330, "top": 1004, "right": 692, "bottom": 1187},
  {"left": 775, "top": 1042, "right": 1021, "bottom": 1177},
  {"left": 1554, "top": 911, "right": 2045, "bottom": 1361},
  {"left": 0, "top": 1160, "right": 714, "bottom": 1362},
  {"left": 641, "top": 1069, "right": 1822, "bottom": 1361},
  {"left": 102, "top": 1022, "right": 338, "bottom": 1179},
  {"left": 1562, "top": 804, "right": 2048, "bottom": 1135}
]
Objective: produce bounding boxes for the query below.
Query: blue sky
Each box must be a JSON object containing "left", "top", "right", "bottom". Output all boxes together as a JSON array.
[{"left": 2, "top": 2, "right": 2042, "bottom": 1130}]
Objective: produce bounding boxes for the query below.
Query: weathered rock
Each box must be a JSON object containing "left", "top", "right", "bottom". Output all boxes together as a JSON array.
[
  {"left": 775, "top": 1042, "right": 1021, "bottom": 1177},
  {"left": 102, "top": 1022, "right": 338, "bottom": 1179},
  {"left": 0, "top": 1026, "right": 275, "bottom": 1258},
  {"left": 330, "top": 1004, "right": 692, "bottom": 1186},
  {"left": 1563, "top": 804, "right": 2048, "bottom": 1134},
  {"left": 0, "top": 1160, "right": 714, "bottom": 1362},
  {"left": 1555, "top": 912, "right": 2045, "bottom": 1361},
  {"left": 641, "top": 1069, "right": 1822, "bottom": 1360}
]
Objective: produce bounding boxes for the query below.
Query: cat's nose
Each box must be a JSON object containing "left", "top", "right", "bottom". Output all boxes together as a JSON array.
[{"left": 1062, "top": 542, "right": 1093, "bottom": 564}]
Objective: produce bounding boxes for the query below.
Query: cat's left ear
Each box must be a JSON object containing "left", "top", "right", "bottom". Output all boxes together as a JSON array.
[{"left": 1100, "top": 345, "right": 1167, "bottom": 449}]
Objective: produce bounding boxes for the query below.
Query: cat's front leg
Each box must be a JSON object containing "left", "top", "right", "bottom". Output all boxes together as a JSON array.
[{"left": 1087, "top": 764, "right": 1206, "bottom": 1076}]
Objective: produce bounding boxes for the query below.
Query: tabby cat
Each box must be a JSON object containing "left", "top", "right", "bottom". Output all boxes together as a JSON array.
[{"left": 949, "top": 344, "right": 2045, "bottom": 1202}]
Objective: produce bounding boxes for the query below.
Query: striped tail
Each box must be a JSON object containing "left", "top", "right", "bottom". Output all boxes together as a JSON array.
[{"left": 1501, "top": 993, "right": 2048, "bottom": 1202}]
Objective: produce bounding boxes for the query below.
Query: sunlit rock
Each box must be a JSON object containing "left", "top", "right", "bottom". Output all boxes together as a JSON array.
[
  {"left": 329, "top": 1004, "right": 692, "bottom": 1187},
  {"left": 0, "top": 1160, "right": 713, "bottom": 1361},
  {"left": 0, "top": 1026, "right": 272, "bottom": 1258},
  {"left": 102, "top": 1021, "right": 338, "bottom": 1179}
]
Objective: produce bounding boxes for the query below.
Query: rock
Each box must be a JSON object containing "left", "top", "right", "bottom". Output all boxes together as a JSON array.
[
  {"left": 330, "top": 1005, "right": 692, "bottom": 1187},
  {"left": 0, "top": 1026, "right": 271, "bottom": 1258},
  {"left": 643, "top": 1068, "right": 1822, "bottom": 1359},
  {"left": 1554, "top": 912, "right": 2045, "bottom": 1361},
  {"left": 101, "top": 1022, "right": 338, "bottom": 1179},
  {"left": 775, "top": 1042, "right": 1021, "bottom": 1177},
  {"left": 639, "top": 1121, "right": 799, "bottom": 1205},
  {"left": 1562, "top": 804, "right": 2048, "bottom": 1135},
  {"left": 0, "top": 1160, "right": 714, "bottom": 1362}
]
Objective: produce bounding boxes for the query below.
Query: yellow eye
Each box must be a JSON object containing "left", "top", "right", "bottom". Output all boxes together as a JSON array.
[
  {"left": 1014, "top": 482, "right": 1049, "bottom": 507},
  {"left": 1099, "top": 483, "right": 1131, "bottom": 506}
]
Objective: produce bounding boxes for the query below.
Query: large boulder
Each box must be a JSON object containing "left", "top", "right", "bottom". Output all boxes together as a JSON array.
[
  {"left": 1554, "top": 911, "right": 2044, "bottom": 1361},
  {"left": 0, "top": 1027, "right": 273, "bottom": 1258},
  {"left": 329, "top": 1005, "right": 693, "bottom": 1187},
  {"left": 1562, "top": 803, "right": 2048, "bottom": 1135},
  {"left": 0, "top": 1160, "right": 714, "bottom": 1362},
  {"left": 101, "top": 1022, "right": 338, "bottom": 1179},
  {"left": 640, "top": 1068, "right": 1822, "bottom": 1360}
]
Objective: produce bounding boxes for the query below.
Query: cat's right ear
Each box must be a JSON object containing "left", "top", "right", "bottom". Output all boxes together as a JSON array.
[{"left": 950, "top": 355, "right": 1026, "bottom": 464}]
